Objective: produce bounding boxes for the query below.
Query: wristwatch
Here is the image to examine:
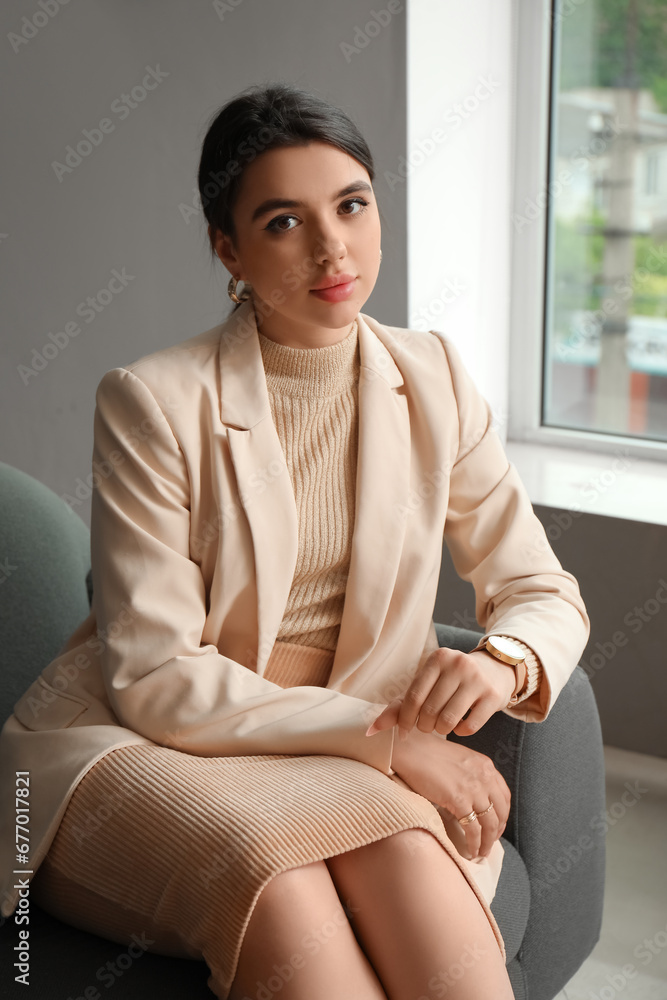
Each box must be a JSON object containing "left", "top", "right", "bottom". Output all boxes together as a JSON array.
[{"left": 479, "top": 635, "right": 528, "bottom": 706}]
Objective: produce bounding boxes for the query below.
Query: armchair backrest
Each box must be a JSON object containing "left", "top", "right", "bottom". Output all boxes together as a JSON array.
[{"left": 0, "top": 462, "right": 91, "bottom": 726}]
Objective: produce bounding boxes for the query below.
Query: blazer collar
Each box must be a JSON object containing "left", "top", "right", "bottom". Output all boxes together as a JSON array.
[{"left": 217, "top": 297, "right": 410, "bottom": 691}]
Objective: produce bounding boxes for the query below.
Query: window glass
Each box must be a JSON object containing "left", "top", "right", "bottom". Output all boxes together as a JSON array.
[{"left": 544, "top": 0, "right": 667, "bottom": 442}]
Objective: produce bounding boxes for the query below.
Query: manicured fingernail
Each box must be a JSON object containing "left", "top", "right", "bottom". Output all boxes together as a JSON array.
[
  {"left": 365, "top": 724, "right": 378, "bottom": 737},
  {"left": 398, "top": 726, "right": 409, "bottom": 741}
]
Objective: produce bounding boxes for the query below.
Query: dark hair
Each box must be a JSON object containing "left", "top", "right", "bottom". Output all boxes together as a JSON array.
[{"left": 197, "top": 82, "right": 377, "bottom": 311}]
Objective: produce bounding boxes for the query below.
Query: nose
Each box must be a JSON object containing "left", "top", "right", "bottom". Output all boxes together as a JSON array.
[{"left": 312, "top": 227, "right": 347, "bottom": 265}]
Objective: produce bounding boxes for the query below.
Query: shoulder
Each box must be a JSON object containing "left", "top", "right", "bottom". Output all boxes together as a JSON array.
[
  {"left": 361, "top": 313, "right": 490, "bottom": 450},
  {"left": 94, "top": 321, "right": 224, "bottom": 409},
  {"left": 125, "top": 322, "right": 223, "bottom": 380},
  {"left": 360, "top": 312, "right": 473, "bottom": 388}
]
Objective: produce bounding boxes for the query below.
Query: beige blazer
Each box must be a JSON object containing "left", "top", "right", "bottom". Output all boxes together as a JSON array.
[{"left": 0, "top": 297, "right": 590, "bottom": 917}]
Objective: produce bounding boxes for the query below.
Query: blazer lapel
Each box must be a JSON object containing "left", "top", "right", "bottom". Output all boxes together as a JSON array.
[
  {"left": 217, "top": 299, "right": 410, "bottom": 687},
  {"left": 218, "top": 300, "right": 299, "bottom": 672},
  {"left": 328, "top": 313, "right": 410, "bottom": 689}
]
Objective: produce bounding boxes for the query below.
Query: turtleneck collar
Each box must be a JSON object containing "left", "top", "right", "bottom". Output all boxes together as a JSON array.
[{"left": 257, "top": 319, "right": 360, "bottom": 397}]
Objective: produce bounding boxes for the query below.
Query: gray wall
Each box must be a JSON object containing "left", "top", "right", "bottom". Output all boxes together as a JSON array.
[
  {"left": 435, "top": 505, "right": 667, "bottom": 759},
  {"left": 1, "top": 0, "right": 407, "bottom": 508}
]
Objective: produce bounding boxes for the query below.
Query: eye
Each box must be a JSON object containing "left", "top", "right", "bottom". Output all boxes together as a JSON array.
[
  {"left": 341, "top": 197, "right": 370, "bottom": 216},
  {"left": 264, "top": 197, "right": 371, "bottom": 234},
  {"left": 265, "top": 214, "right": 299, "bottom": 234}
]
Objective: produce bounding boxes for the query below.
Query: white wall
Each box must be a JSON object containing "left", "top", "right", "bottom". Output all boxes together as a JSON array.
[
  {"left": 0, "top": 0, "right": 410, "bottom": 525},
  {"left": 407, "top": 0, "right": 513, "bottom": 435}
]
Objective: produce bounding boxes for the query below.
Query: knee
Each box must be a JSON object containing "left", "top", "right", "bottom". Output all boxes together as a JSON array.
[
  {"left": 256, "top": 860, "right": 335, "bottom": 911},
  {"left": 388, "top": 828, "right": 444, "bottom": 856},
  {"left": 328, "top": 828, "right": 441, "bottom": 869},
  {"left": 374, "top": 828, "right": 441, "bottom": 860}
]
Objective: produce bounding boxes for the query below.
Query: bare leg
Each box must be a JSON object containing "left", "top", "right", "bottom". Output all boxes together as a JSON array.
[
  {"left": 325, "top": 829, "right": 514, "bottom": 1000},
  {"left": 228, "top": 860, "right": 388, "bottom": 1000}
]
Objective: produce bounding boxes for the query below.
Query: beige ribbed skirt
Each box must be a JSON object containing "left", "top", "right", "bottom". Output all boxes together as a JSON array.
[{"left": 29, "top": 640, "right": 505, "bottom": 998}]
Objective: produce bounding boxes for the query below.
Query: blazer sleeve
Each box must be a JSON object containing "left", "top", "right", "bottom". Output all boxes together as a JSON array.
[
  {"left": 430, "top": 333, "right": 591, "bottom": 722},
  {"left": 90, "top": 367, "right": 394, "bottom": 772}
]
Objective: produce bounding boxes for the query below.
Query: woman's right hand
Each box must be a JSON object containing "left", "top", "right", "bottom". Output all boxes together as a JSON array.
[{"left": 390, "top": 725, "right": 510, "bottom": 861}]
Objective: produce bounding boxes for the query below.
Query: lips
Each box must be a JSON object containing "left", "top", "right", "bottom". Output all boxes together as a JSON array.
[
  {"left": 310, "top": 272, "right": 356, "bottom": 290},
  {"left": 309, "top": 277, "right": 357, "bottom": 303}
]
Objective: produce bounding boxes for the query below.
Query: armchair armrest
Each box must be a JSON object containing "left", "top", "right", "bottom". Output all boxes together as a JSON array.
[{"left": 436, "top": 623, "right": 606, "bottom": 1000}]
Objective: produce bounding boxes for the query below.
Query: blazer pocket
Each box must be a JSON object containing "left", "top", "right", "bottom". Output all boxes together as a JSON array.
[{"left": 13, "top": 677, "right": 89, "bottom": 732}]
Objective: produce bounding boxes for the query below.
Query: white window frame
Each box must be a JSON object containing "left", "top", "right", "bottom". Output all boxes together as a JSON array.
[{"left": 508, "top": 0, "right": 667, "bottom": 464}]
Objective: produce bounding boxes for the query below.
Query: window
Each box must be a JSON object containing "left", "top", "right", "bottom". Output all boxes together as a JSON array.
[
  {"left": 510, "top": 0, "right": 667, "bottom": 459},
  {"left": 545, "top": 0, "right": 667, "bottom": 443},
  {"left": 645, "top": 150, "right": 660, "bottom": 195}
]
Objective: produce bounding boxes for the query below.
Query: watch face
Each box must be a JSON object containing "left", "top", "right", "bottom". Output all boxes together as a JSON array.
[{"left": 487, "top": 636, "right": 526, "bottom": 663}]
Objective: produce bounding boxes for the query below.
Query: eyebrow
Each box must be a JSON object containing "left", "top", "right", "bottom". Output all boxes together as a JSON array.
[{"left": 250, "top": 181, "right": 373, "bottom": 223}]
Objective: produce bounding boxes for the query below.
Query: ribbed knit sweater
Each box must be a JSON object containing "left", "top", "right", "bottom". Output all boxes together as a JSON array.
[
  {"left": 258, "top": 319, "right": 360, "bottom": 652},
  {"left": 257, "top": 318, "right": 542, "bottom": 703}
]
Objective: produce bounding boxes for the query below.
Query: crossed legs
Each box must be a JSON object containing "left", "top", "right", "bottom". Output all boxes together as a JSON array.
[
  {"left": 228, "top": 856, "right": 386, "bottom": 1000},
  {"left": 228, "top": 828, "right": 514, "bottom": 1000}
]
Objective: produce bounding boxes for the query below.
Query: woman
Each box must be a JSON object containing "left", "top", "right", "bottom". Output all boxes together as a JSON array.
[{"left": 0, "top": 83, "right": 590, "bottom": 999}]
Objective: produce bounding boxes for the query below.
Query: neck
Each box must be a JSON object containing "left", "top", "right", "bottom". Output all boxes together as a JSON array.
[{"left": 252, "top": 296, "right": 357, "bottom": 349}]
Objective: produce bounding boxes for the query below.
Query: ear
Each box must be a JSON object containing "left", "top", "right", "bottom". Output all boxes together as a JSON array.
[{"left": 212, "top": 228, "right": 241, "bottom": 275}]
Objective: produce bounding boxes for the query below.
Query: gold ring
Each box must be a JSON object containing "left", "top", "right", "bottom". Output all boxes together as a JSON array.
[
  {"left": 457, "top": 810, "right": 477, "bottom": 826},
  {"left": 476, "top": 801, "right": 495, "bottom": 818}
]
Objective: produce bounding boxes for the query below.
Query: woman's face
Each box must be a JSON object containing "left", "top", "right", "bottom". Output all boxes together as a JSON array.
[{"left": 212, "top": 141, "right": 382, "bottom": 348}]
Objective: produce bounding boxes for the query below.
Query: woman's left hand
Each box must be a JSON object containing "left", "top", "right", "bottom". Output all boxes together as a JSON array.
[{"left": 366, "top": 647, "right": 517, "bottom": 740}]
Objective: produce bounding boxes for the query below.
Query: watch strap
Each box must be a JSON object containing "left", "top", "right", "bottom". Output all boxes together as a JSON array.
[
  {"left": 471, "top": 635, "right": 542, "bottom": 706},
  {"left": 497, "top": 636, "right": 542, "bottom": 705},
  {"left": 507, "top": 655, "right": 527, "bottom": 704}
]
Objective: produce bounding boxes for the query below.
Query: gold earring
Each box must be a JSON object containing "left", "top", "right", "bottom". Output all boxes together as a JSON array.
[{"left": 228, "top": 275, "right": 252, "bottom": 304}]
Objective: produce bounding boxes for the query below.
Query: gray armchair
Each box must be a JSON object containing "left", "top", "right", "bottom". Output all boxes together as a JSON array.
[{"left": 0, "top": 461, "right": 605, "bottom": 999}]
